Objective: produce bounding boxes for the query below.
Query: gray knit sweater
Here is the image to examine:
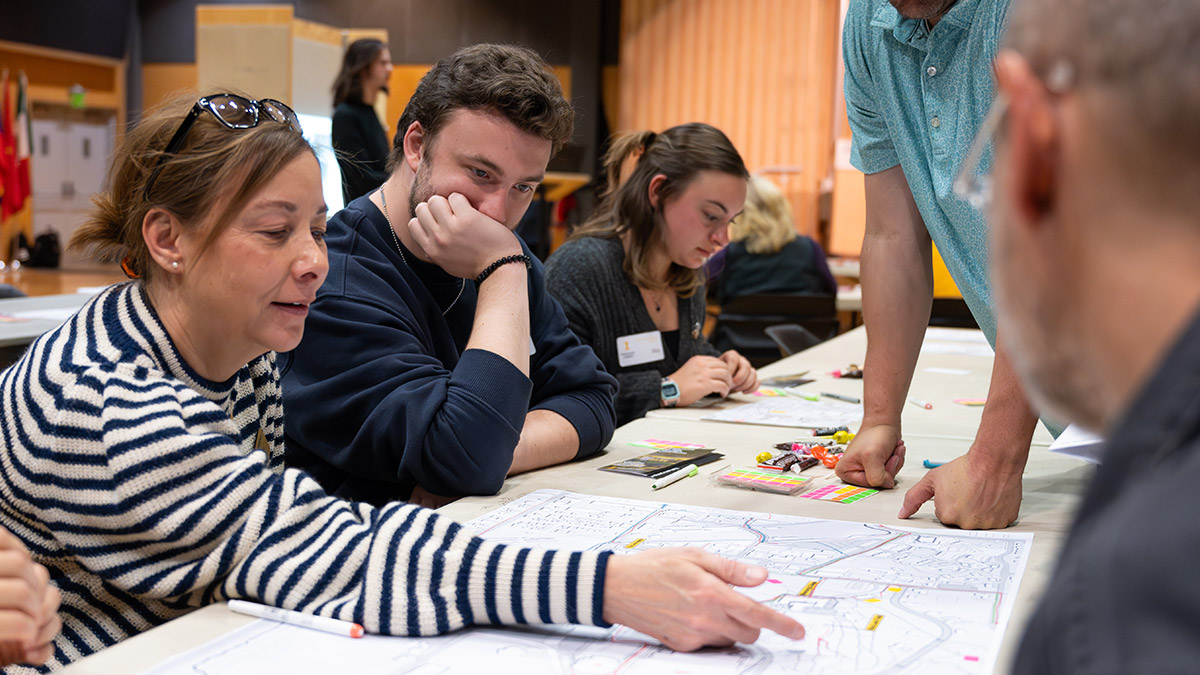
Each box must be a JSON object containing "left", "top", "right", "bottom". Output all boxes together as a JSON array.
[{"left": 545, "top": 236, "right": 720, "bottom": 425}]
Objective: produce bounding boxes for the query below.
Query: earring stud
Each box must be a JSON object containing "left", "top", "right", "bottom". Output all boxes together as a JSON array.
[{"left": 171, "top": 261, "right": 179, "bottom": 269}]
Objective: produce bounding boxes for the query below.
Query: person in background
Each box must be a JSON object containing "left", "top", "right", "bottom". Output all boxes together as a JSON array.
[
  {"left": 0, "top": 90, "right": 803, "bottom": 670},
  {"left": 283, "top": 44, "right": 617, "bottom": 509},
  {"left": 836, "top": 0, "right": 1054, "bottom": 530},
  {"left": 711, "top": 175, "right": 836, "bottom": 305},
  {"left": 982, "top": 0, "right": 1200, "bottom": 669},
  {"left": 0, "top": 527, "right": 58, "bottom": 669},
  {"left": 332, "top": 38, "right": 393, "bottom": 203},
  {"left": 545, "top": 124, "right": 759, "bottom": 426}
]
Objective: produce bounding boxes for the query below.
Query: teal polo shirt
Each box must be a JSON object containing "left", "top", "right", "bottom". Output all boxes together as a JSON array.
[{"left": 843, "top": 0, "right": 1010, "bottom": 346}]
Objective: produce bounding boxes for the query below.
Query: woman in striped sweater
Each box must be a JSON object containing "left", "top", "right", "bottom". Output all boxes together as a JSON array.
[{"left": 0, "top": 92, "right": 803, "bottom": 671}]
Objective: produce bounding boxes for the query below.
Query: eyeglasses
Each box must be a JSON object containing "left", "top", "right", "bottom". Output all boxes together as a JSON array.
[
  {"left": 143, "top": 94, "right": 303, "bottom": 200},
  {"left": 952, "top": 60, "right": 1075, "bottom": 211},
  {"left": 952, "top": 92, "right": 1008, "bottom": 211}
]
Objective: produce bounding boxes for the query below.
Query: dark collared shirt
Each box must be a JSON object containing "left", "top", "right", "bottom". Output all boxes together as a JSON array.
[{"left": 1014, "top": 306, "right": 1200, "bottom": 673}]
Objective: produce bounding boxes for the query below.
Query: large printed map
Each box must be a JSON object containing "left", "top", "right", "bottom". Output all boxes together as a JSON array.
[{"left": 150, "top": 489, "right": 1032, "bottom": 675}]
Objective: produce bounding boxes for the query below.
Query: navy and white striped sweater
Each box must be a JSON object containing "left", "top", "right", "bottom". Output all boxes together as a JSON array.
[{"left": 0, "top": 283, "right": 610, "bottom": 672}]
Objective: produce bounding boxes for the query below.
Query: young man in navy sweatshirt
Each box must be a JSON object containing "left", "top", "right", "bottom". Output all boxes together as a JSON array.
[{"left": 282, "top": 44, "right": 617, "bottom": 507}]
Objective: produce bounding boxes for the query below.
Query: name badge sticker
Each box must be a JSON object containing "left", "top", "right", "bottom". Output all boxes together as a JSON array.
[{"left": 617, "top": 330, "right": 665, "bottom": 367}]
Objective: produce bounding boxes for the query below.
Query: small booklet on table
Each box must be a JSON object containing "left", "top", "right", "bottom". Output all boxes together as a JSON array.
[{"left": 599, "top": 446, "right": 724, "bottom": 479}]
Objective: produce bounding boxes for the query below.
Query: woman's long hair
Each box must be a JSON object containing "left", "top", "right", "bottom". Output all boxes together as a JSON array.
[
  {"left": 333, "top": 39, "right": 387, "bottom": 106},
  {"left": 574, "top": 123, "right": 748, "bottom": 297}
]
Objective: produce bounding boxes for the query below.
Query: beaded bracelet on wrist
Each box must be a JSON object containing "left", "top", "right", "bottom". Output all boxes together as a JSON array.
[{"left": 476, "top": 254, "right": 533, "bottom": 284}]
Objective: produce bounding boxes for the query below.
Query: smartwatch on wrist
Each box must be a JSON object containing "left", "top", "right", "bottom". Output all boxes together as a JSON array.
[{"left": 660, "top": 377, "right": 681, "bottom": 408}]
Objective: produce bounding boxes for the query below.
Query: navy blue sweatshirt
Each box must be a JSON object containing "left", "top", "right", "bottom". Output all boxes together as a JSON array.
[{"left": 281, "top": 194, "right": 617, "bottom": 505}]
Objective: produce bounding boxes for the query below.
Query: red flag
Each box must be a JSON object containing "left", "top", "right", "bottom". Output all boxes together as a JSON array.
[
  {"left": 0, "top": 69, "right": 18, "bottom": 219},
  {"left": 0, "top": 69, "right": 9, "bottom": 215},
  {"left": 14, "top": 71, "right": 30, "bottom": 207}
]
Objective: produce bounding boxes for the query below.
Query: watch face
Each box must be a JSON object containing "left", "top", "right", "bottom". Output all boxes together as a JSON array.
[{"left": 661, "top": 381, "right": 680, "bottom": 399}]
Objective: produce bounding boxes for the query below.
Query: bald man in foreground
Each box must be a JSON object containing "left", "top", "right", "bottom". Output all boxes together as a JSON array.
[{"left": 983, "top": 0, "right": 1200, "bottom": 670}]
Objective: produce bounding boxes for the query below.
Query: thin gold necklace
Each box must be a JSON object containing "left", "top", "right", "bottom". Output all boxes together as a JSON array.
[{"left": 379, "top": 187, "right": 465, "bottom": 316}]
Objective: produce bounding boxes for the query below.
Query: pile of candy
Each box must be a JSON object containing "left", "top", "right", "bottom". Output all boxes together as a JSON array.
[
  {"left": 830, "top": 364, "right": 863, "bottom": 379},
  {"left": 754, "top": 426, "right": 857, "bottom": 472}
]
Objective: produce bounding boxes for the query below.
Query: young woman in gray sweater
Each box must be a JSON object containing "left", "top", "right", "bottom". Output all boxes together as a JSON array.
[{"left": 546, "top": 123, "right": 760, "bottom": 425}]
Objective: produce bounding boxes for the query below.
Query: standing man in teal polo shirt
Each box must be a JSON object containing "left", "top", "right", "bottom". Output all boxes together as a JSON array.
[{"left": 836, "top": 0, "right": 1052, "bottom": 529}]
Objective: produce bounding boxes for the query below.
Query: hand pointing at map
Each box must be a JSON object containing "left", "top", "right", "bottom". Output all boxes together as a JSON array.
[{"left": 603, "top": 548, "right": 805, "bottom": 651}]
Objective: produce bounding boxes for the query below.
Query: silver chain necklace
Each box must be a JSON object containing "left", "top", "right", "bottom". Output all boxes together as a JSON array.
[{"left": 379, "top": 187, "right": 465, "bottom": 316}]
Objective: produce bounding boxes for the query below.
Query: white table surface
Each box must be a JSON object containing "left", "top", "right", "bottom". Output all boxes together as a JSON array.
[
  {"left": 61, "top": 327, "right": 1090, "bottom": 674},
  {"left": 828, "top": 258, "right": 861, "bottom": 280},
  {"left": 0, "top": 293, "right": 94, "bottom": 347},
  {"left": 835, "top": 284, "right": 862, "bottom": 313}
]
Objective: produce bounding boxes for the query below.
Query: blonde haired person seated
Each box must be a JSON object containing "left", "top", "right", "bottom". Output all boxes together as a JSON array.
[
  {"left": 711, "top": 175, "right": 836, "bottom": 306},
  {"left": 0, "top": 91, "right": 802, "bottom": 670}
]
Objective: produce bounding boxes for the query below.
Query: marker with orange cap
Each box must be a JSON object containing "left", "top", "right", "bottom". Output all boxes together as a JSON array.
[
  {"left": 908, "top": 396, "right": 933, "bottom": 410},
  {"left": 228, "top": 599, "right": 365, "bottom": 638}
]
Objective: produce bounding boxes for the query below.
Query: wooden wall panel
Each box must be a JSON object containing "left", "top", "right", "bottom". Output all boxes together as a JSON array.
[
  {"left": 292, "top": 28, "right": 342, "bottom": 117},
  {"left": 196, "top": 6, "right": 293, "bottom": 105},
  {"left": 142, "top": 63, "right": 198, "bottom": 112},
  {"left": 0, "top": 39, "right": 124, "bottom": 134},
  {"left": 0, "top": 45, "right": 116, "bottom": 93},
  {"left": 619, "top": 0, "right": 841, "bottom": 239}
]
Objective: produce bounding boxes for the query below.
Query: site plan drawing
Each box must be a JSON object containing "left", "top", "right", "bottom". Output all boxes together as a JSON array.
[{"left": 148, "top": 489, "right": 1032, "bottom": 675}]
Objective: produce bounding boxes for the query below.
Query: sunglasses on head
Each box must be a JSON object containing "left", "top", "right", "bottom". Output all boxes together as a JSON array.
[{"left": 143, "top": 94, "right": 303, "bottom": 200}]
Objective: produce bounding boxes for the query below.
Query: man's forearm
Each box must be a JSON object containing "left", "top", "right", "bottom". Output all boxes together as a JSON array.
[
  {"left": 858, "top": 167, "right": 936, "bottom": 430},
  {"left": 859, "top": 231, "right": 934, "bottom": 428},
  {"left": 508, "top": 409, "right": 579, "bottom": 475},
  {"left": 465, "top": 264, "right": 531, "bottom": 376},
  {"left": 969, "top": 334, "right": 1039, "bottom": 470}
]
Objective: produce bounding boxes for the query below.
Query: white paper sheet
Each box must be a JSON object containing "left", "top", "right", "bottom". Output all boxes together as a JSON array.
[
  {"left": 1048, "top": 424, "right": 1106, "bottom": 464},
  {"left": 10, "top": 307, "right": 78, "bottom": 322},
  {"left": 145, "top": 490, "right": 1033, "bottom": 675},
  {"left": 701, "top": 398, "right": 863, "bottom": 429},
  {"left": 920, "top": 328, "right": 995, "bottom": 357},
  {"left": 924, "top": 327, "right": 990, "bottom": 343},
  {"left": 920, "top": 341, "right": 995, "bottom": 357},
  {"left": 923, "top": 366, "right": 972, "bottom": 376}
]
